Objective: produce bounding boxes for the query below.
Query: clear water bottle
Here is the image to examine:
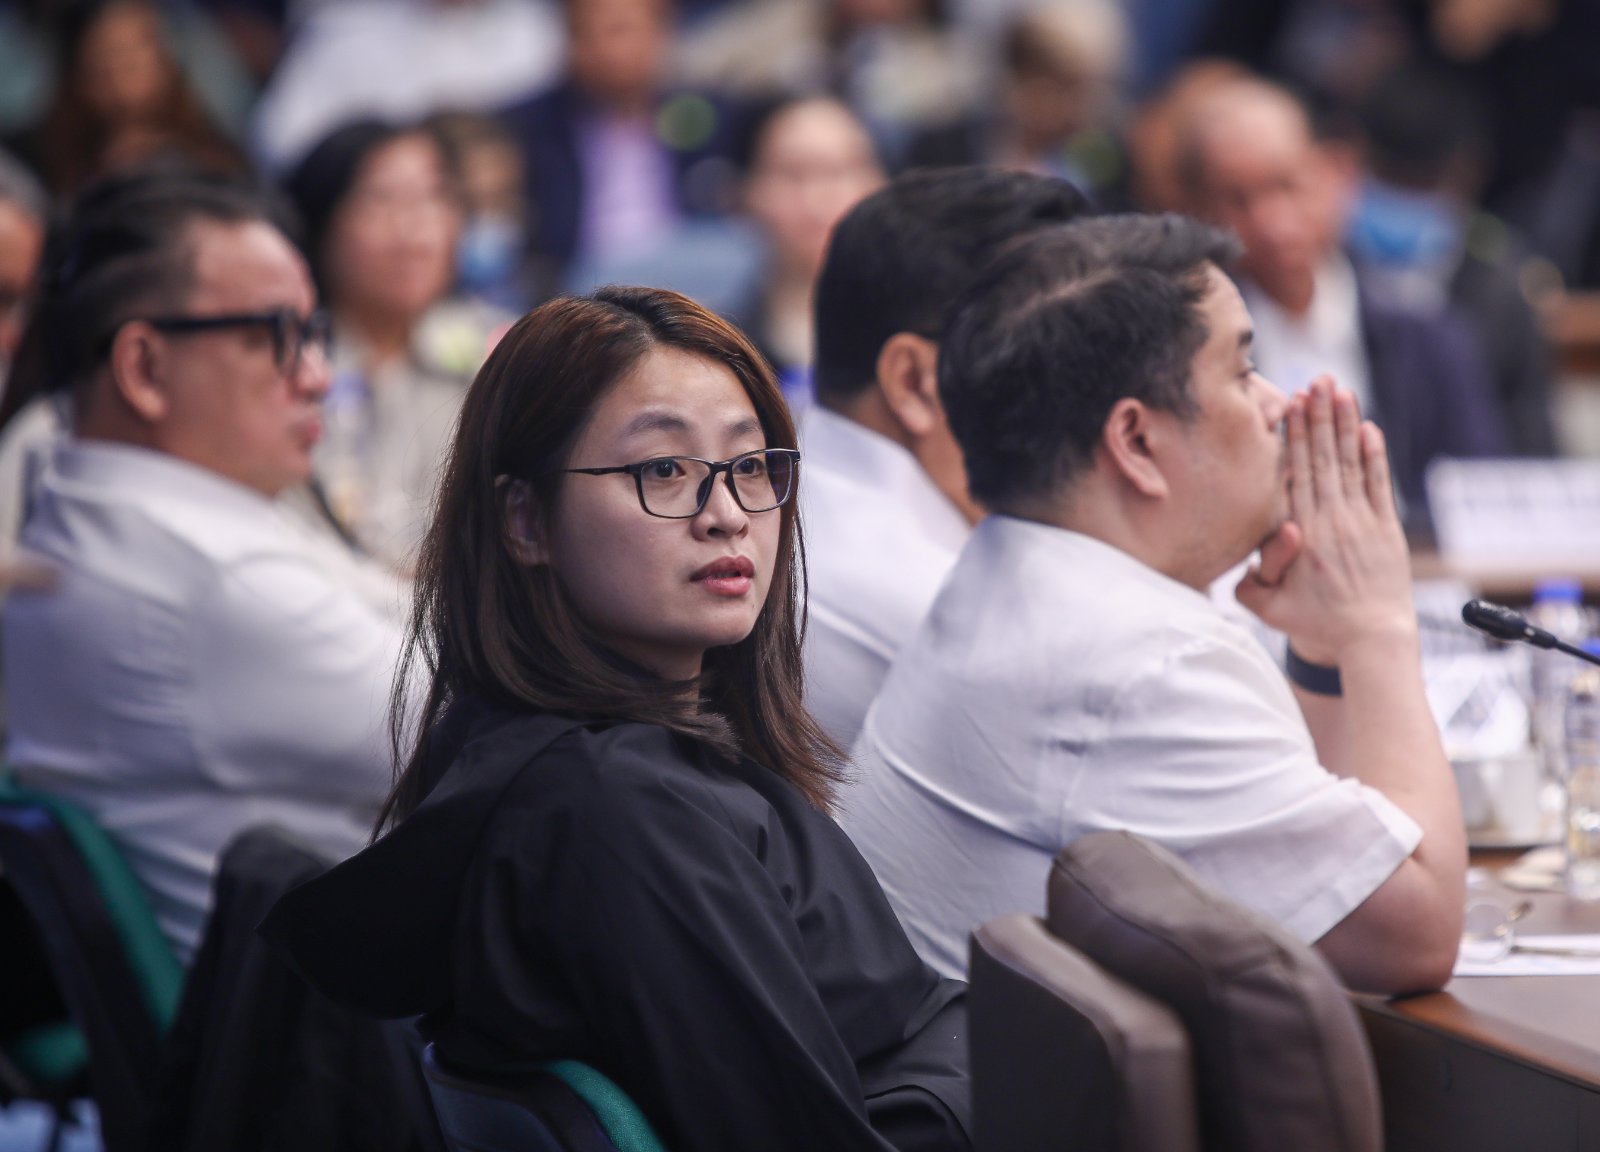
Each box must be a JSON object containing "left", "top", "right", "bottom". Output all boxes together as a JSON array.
[
  {"left": 1529, "top": 579, "right": 1590, "bottom": 783},
  {"left": 1564, "top": 663, "right": 1600, "bottom": 899}
]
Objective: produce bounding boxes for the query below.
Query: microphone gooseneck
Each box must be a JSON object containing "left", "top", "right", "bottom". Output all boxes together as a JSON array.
[{"left": 1461, "top": 598, "right": 1600, "bottom": 669}]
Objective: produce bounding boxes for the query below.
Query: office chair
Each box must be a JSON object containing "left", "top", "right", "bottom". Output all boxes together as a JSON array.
[
  {"left": 1046, "top": 831, "right": 1383, "bottom": 1152},
  {"left": 0, "top": 773, "right": 183, "bottom": 1152},
  {"left": 146, "top": 824, "right": 448, "bottom": 1152},
  {"left": 421, "top": 1044, "right": 666, "bottom": 1152},
  {"left": 969, "top": 914, "right": 1199, "bottom": 1152}
]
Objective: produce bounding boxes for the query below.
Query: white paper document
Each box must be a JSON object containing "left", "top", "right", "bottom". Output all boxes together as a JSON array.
[{"left": 1455, "top": 935, "right": 1600, "bottom": 977}]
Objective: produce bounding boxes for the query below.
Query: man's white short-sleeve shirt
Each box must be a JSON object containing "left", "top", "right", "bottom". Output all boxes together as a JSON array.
[{"left": 840, "top": 516, "right": 1421, "bottom": 979}]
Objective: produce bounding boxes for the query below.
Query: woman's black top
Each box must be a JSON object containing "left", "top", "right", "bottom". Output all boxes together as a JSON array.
[{"left": 262, "top": 708, "right": 972, "bottom": 1152}]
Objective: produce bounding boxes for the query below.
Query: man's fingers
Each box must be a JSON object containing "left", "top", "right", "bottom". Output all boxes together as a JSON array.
[
  {"left": 1307, "top": 378, "right": 1341, "bottom": 509},
  {"left": 1360, "top": 421, "right": 1397, "bottom": 521},
  {"left": 1335, "top": 388, "right": 1365, "bottom": 504},
  {"left": 1254, "top": 520, "right": 1303, "bottom": 586},
  {"left": 1285, "top": 394, "right": 1314, "bottom": 522}
]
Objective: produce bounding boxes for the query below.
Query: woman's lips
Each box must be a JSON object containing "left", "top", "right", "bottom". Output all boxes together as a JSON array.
[{"left": 692, "top": 555, "right": 755, "bottom": 596}]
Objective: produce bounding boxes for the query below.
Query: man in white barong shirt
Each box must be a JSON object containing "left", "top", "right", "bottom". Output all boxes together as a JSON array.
[
  {"left": 4, "top": 173, "right": 404, "bottom": 962},
  {"left": 842, "top": 215, "right": 1466, "bottom": 995},
  {"left": 801, "top": 168, "right": 1087, "bottom": 747}
]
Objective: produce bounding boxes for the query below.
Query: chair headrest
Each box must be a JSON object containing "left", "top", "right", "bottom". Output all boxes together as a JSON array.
[{"left": 1047, "top": 830, "right": 1383, "bottom": 1152}]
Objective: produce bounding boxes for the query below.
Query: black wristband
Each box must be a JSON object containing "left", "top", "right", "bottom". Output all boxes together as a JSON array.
[{"left": 1285, "top": 646, "right": 1342, "bottom": 697}]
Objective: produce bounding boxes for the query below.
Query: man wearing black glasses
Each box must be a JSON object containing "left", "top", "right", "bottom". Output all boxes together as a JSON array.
[{"left": 3, "top": 170, "right": 406, "bottom": 964}]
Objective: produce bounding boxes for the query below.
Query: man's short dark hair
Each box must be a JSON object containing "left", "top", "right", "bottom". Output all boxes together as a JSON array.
[
  {"left": 940, "top": 213, "right": 1240, "bottom": 508},
  {"left": 811, "top": 167, "right": 1088, "bottom": 404},
  {"left": 8, "top": 165, "right": 279, "bottom": 411}
]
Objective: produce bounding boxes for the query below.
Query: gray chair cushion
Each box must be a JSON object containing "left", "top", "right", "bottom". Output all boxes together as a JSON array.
[
  {"left": 1046, "top": 831, "right": 1382, "bottom": 1152},
  {"left": 970, "top": 915, "right": 1199, "bottom": 1152}
]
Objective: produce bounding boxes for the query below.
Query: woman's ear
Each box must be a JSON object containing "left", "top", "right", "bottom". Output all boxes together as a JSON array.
[
  {"left": 1101, "top": 397, "right": 1170, "bottom": 499},
  {"left": 497, "top": 476, "right": 549, "bottom": 565}
]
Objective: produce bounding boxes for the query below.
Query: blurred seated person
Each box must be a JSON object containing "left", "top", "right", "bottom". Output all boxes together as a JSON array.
[
  {"left": 1123, "top": 58, "right": 1249, "bottom": 214},
  {"left": 1176, "top": 73, "right": 1505, "bottom": 536},
  {"left": 842, "top": 215, "right": 1466, "bottom": 995},
  {"left": 0, "top": 149, "right": 50, "bottom": 550},
  {"left": 674, "top": 0, "right": 985, "bottom": 168},
  {"left": 194, "top": 0, "right": 292, "bottom": 88},
  {"left": 263, "top": 287, "right": 973, "bottom": 1152},
  {"left": 429, "top": 110, "right": 551, "bottom": 313},
  {"left": 17, "top": 0, "right": 247, "bottom": 197},
  {"left": 801, "top": 168, "right": 1086, "bottom": 748},
  {"left": 286, "top": 119, "right": 508, "bottom": 572},
  {"left": 252, "top": 0, "right": 563, "bottom": 173},
  {"left": 905, "top": 0, "right": 1130, "bottom": 208},
  {"left": 500, "top": 0, "right": 743, "bottom": 286},
  {"left": 729, "top": 95, "right": 884, "bottom": 409},
  {"left": 1349, "top": 60, "right": 1558, "bottom": 456},
  {"left": 3, "top": 170, "right": 406, "bottom": 963},
  {"left": 0, "top": 149, "right": 45, "bottom": 402}
]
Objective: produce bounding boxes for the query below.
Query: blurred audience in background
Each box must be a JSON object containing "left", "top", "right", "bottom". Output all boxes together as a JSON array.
[
  {"left": 1124, "top": 57, "right": 1248, "bottom": 214},
  {"left": 284, "top": 118, "right": 505, "bottom": 573},
  {"left": 0, "top": 151, "right": 45, "bottom": 396},
  {"left": 11, "top": 0, "right": 248, "bottom": 197},
  {"left": 1175, "top": 73, "right": 1505, "bottom": 538},
  {"left": 675, "top": 0, "right": 984, "bottom": 168},
  {"left": 906, "top": 0, "right": 1128, "bottom": 208},
  {"left": 0, "top": 149, "right": 50, "bottom": 552},
  {"left": 1349, "top": 60, "right": 1558, "bottom": 456},
  {"left": 729, "top": 95, "right": 883, "bottom": 408},
  {"left": 501, "top": 0, "right": 743, "bottom": 291},
  {"left": 429, "top": 109, "right": 547, "bottom": 312},
  {"left": 252, "top": 0, "right": 562, "bottom": 173}
]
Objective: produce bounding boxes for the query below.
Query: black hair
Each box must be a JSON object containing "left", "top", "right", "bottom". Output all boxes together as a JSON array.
[
  {"left": 1357, "top": 62, "right": 1487, "bottom": 191},
  {"left": 940, "top": 213, "right": 1240, "bottom": 508},
  {"left": 811, "top": 166, "right": 1088, "bottom": 404},
  {"left": 1, "top": 163, "right": 277, "bottom": 430}
]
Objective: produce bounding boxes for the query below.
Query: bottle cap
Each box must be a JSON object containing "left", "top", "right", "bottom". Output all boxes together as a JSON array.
[{"left": 1534, "top": 578, "right": 1583, "bottom": 603}]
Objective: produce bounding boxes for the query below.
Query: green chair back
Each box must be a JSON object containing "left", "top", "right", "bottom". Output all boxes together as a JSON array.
[
  {"left": 541, "top": 1060, "right": 667, "bottom": 1152},
  {"left": 0, "top": 770, "right": 183, "bottom": 1033}
]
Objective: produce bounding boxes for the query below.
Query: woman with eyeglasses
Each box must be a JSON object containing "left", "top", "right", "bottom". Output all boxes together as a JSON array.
[{"left": 264, "top": 286, "right": 972, "bottom": 1152}]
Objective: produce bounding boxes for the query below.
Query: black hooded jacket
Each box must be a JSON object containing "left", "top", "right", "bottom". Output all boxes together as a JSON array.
[{"left": 261, "top": 706, "right": 971, "bottom": 1152}]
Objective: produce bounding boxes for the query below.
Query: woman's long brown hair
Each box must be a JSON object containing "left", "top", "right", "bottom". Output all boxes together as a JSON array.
[{"left": 377, "top": 286, "right": 844, "bottom": 831}]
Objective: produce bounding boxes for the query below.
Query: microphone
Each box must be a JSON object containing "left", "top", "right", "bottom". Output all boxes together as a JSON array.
[
  {"left": 1462, "top": 599, "right": 1600, "bottom": 668},
  {"left": 1462, "top": 599, "right": 1558, "bottom": 647}
]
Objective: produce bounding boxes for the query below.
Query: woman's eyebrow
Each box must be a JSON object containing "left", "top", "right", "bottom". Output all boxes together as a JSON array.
[{"left": 620, "top": 410, "right": 690, "bottom": 439}]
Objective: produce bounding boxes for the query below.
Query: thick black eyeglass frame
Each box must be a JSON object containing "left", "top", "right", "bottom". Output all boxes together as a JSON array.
[
  {"left": 133, "top": 308, "right": 332, "bottom": 374},
  {"left": 561, "top": 448, "right": 801, "bottom": 520}
]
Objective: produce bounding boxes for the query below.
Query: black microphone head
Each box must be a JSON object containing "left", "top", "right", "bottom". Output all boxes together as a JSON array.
[{"left": 1462, "top": 599, "right": 1538, "bottom": 644}]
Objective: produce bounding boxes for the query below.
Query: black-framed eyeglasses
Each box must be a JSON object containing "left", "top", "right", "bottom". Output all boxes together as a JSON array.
[
  {"left": 562, "top": 448, "right": 800, "bottom": 519},
  {"left": 134, "top": 308, "right": 332, "bottom": 375}
]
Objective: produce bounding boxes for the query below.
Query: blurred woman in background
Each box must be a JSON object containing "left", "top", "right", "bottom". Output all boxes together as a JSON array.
[
  {"left": 26, "top": 0, "right": 245, "bottom": 196},
  {"left": 734, "top": 95, "right": 883, "bottom": 408},
  {"left": 285, "top": 118, "right": 509, "bottom": 572}
]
